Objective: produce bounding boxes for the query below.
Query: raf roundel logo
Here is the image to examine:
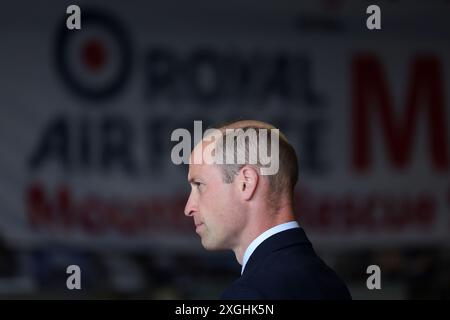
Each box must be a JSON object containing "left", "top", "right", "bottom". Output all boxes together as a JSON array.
[{"left": 54, "top": 9, "right": 132, "bottom": 101}]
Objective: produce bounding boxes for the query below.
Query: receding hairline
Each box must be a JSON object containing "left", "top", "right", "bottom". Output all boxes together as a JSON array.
[
  {"left": 188, "top": 120, "right": 299, "bottom": 208},
  {"left": 215, "top": 120, "right": 290, "bottom": 143}
]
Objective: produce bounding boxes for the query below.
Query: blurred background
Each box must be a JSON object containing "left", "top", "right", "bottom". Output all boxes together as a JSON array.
[{"left": 0, "top": 0, "right": 449, "bottom": 299}]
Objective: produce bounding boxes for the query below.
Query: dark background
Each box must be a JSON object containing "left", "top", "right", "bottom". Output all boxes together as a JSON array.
[{"left": 0, "top": 0, "right": 449, "bottom": 299}]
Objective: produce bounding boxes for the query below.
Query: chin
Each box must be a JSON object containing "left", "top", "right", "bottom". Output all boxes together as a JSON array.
[
  {"left": 201, "top": 239, "right": 226, "bottom": 251},
  {"left": 201, "top": 241, "right": 216, "bottom": 251},
  {"left": 202, "top": 238, "right": 220, "bottom": 250}
]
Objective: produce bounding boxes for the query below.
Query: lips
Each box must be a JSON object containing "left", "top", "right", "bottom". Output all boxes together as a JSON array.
[
  {"left": 194, "top": 219, "right": 203, "bottom": 227},
  {"left": 195, "top": 222, "right": 204, "bottom": 232}
]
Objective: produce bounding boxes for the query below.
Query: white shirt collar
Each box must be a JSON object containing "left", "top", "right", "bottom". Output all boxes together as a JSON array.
[{"left": 241, "top": 220, "right": 300, "bottom": 275}]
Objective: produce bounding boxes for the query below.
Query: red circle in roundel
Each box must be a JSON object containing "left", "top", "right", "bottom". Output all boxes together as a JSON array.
[{"left": 81, "top": 39, "right": 108, "bottom": 72}]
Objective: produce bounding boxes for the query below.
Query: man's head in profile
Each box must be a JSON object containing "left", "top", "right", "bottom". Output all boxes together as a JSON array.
[
  {"left": 184, "top": 120, "right": 351, "bottom": 300},
  {"left": 184, "top": 120, "right": 297, "bottom": 260}
]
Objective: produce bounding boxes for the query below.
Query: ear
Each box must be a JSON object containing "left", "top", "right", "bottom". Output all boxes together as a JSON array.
[{"left": 236, "top": 165, "right": 259, "bottom": 201}]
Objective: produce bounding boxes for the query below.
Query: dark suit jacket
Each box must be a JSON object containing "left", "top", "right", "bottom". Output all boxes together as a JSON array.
[{"left": 220, "top": 227, "right": 352, "bottom": 300}]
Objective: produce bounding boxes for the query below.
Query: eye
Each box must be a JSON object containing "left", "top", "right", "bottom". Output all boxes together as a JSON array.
[
  {"left": 193, "top": 181, "right": 203, "bottom": 191},
  {"left": 191, "top": 181, "right": 202, "bottom": 189}
]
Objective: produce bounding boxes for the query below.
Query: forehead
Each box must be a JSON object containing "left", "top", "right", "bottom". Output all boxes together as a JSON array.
[
  {"left": 188, "top": 162, "right": 224, "bottom": 183},
  {"left": 188, "top": 141, "right": 221, "bottom": 181}
]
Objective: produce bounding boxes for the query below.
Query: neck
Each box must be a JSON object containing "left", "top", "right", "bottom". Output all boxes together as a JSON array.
[{"left": 232, "top": 202, "right": 295, "bottom": 265}]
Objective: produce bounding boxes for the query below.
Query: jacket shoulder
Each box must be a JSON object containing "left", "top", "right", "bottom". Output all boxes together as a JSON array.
[{"left": 233, "top": 245, "right": 352, "bottom": 299}]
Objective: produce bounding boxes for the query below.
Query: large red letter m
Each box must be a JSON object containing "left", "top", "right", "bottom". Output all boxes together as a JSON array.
[{"left": 352, "top": 54, "right": 448, "bottom": 172}]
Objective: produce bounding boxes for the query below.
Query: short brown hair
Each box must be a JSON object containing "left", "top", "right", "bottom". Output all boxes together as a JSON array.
[{"left": 211, "top": 120, "right": 299, "bottom": 201}]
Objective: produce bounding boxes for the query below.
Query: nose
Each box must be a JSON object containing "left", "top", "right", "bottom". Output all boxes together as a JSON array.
[{"left": 184, "top": 191, "right": 198, "bottom": 217}]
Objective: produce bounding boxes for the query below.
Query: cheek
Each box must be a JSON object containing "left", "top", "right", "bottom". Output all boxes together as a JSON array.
[
  {"left": 201, "top": 186, "right": 233, "bottom": 220},
  {"left": 200, "top": 181, "right": 241, "bottom": 223},
  {"left": 216, "top": 187, "right": 242, "bottom": 224}
]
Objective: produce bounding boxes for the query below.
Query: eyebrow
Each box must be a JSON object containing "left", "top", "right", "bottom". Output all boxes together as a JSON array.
[
  {"left": 188, "top": 176, "right": 196, "bottom": 183},
  {"left": 188, "top": 176, "right": 202, "bottom": 184}
]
